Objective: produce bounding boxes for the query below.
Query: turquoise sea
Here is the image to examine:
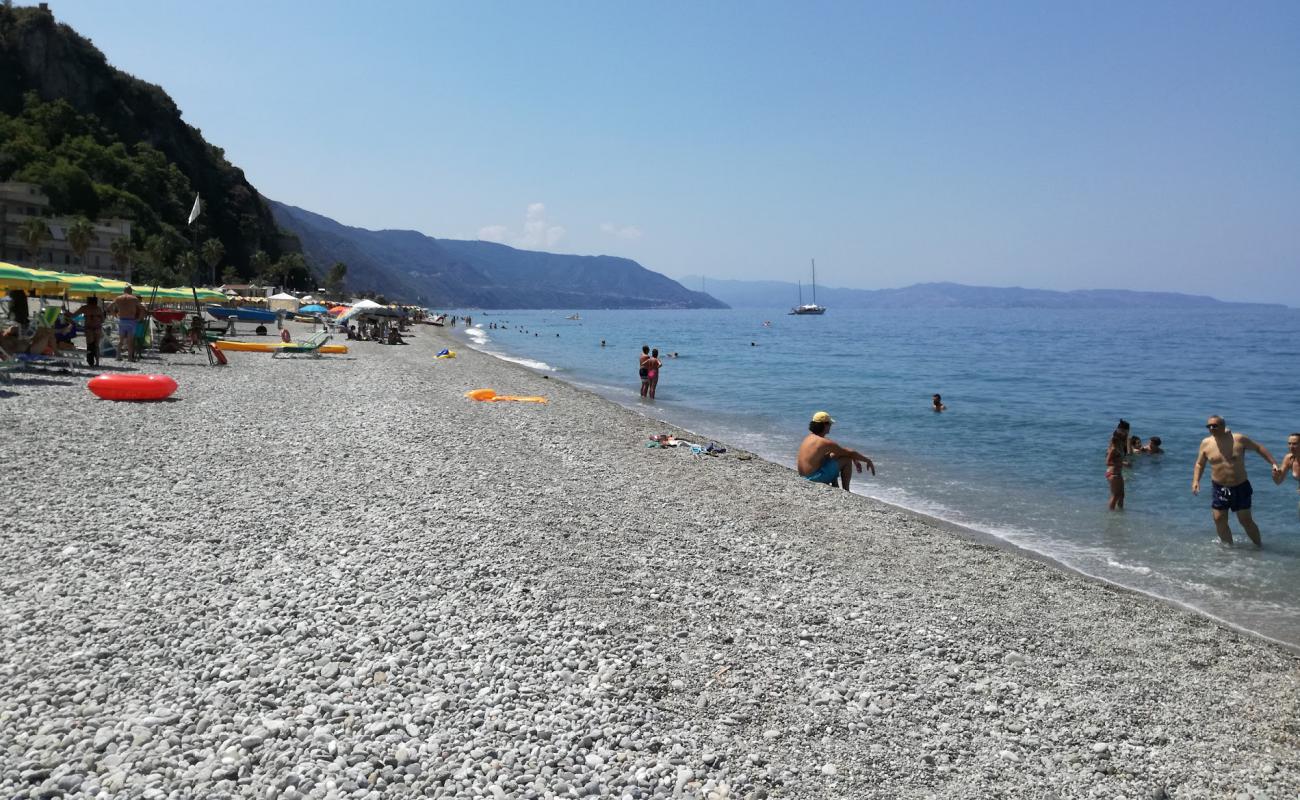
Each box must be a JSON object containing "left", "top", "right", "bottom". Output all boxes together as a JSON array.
[{"left": 448, "top": 307, "right": 1300, "bottom": 648}]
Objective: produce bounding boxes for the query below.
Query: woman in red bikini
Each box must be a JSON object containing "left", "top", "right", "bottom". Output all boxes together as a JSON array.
[
  {"left": 1106, "top": 430, "right": 1127, "bottom": 511},
  {"left": 639, "top": 345, "right": 652, "bottom": 398},
  {"left": 647, "top": 348, "right": 662, "bottom": 399}
]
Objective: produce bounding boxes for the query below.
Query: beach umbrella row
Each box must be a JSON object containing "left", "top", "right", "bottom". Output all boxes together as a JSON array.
[{"left": 0, "top": 262, "right": 225, "bottom": 303}]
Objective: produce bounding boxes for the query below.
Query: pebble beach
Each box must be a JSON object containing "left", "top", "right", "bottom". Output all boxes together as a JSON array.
[{"left": 1, "top": 322, "right": 1297, "bottom": 800}]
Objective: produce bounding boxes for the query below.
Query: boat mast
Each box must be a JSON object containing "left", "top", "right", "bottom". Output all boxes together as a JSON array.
[
  {"left": 798, "top": 280, "right": 802, "bottom": 305},
  {"left": 811, "top": 259, "right": 816, "bottom": 305}
]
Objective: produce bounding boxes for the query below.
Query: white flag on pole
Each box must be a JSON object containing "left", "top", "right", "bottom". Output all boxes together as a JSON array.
[{"left": 188, "top": 193, "right": 202, "bottom": 225}]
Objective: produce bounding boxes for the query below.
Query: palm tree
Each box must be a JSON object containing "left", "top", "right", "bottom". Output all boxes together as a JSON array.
[
  {"left": 143, "top": 235, "right": 174, "bottom": 285},
  {"left": 200, "top": 238, "right": 224, "bottom": 286},
  {"left": 110, "top": 236, "right": 133, "bottom": 281},
  {"left": 66, "top": 217, "right": 95, "bottom": 268},
  {"left": 19, "top": 217, "right": 50, "bottom": 265},
  {"left": 250, "top": 250, "right": 271, "bottom": 284}
]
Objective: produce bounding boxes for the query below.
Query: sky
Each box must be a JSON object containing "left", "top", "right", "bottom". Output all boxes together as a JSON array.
[{"left": 41, "top": 1, "right": 1300, "bottom": 304}]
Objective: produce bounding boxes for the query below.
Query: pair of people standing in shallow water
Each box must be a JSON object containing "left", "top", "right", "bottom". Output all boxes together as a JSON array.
[{"left": 638, "top": 345, "right": 661, "bottom": 399}]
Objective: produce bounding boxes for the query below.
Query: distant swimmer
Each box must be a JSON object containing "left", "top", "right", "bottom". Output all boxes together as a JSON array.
[
  {"left": 751, "top": 342, "right": 757, "bottom": 347},
  {"left": 1146, "top": 436, "right": 1163, "bottom": 454},
  {"left": 1129, "top": 435, "right": 1144, "bottom": 455},
  {"left": 1193, "top": 415, "right": 1278, "bottom": 547},
  {"left": 601, "top": 340, "right": 606, "bottom": 347},
  {"left": 932, "top": 394, "right": 946, "bottom": 412},
  {"left": 797, "top": 411, "right": 875, "bottom": 491}
]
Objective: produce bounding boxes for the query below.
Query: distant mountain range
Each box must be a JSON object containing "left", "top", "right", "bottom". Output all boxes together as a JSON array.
[
  {"left": 681, "top": 277, "right": 1287, "bottom": 310},
  {"left": 271, "top": 201, "right": 726, "bottom": 309}
]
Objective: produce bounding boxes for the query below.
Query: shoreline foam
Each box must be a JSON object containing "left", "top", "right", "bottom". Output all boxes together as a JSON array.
[{"left": 452, "top": 326, "right": 1300, "bottom": 655}]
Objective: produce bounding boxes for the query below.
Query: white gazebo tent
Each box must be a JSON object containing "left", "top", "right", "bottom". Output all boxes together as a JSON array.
[{"left": 267, "top": 292, "right": 301, "bottom": 313}]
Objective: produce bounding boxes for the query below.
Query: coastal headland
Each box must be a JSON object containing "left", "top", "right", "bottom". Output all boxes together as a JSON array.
[{"left": 1, "top": 322, "right": 1297, "bottom": 798}]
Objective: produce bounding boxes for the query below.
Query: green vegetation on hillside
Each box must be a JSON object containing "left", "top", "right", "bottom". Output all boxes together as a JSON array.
[{"left": 0, "top": 3, "right": 311, "bottom": 288}]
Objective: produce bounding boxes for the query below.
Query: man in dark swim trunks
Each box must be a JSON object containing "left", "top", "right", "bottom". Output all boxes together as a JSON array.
[
  {"left": 1192, "top": 415, "right": 1278, "bottom": 547},
  {"left": 797, "top": 411, "right": 875, "bottom": 491}
]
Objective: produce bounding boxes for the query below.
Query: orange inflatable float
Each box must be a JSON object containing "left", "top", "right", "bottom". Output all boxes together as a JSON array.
[
  {"left": 214, "top": 340, "right": 349, "bottom": 354},
  {"left": 88, "top": 373, "right": 178, "bottom": 401},
  {"left": 465, "top": 388, "right": 547, "bottom": 404}
]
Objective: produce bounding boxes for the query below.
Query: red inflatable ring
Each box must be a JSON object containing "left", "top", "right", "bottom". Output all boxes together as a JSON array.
[{"left": 88, "top": 373, "right": 178, "bottom": 402}]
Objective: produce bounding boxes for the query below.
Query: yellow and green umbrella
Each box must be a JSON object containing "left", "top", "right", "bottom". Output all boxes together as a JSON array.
[{"left": 0, "top": 262, "right": 68, "bottom": 292}]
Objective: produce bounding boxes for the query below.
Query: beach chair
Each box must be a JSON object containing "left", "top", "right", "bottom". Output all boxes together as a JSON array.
[{"left": 272, "top": 331, "right": 332, "bottom": 359}]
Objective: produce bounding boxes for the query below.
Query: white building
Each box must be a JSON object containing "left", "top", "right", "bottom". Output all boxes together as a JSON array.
[{"left": 0, "top": 181, "right": 134, "bottom": 280}]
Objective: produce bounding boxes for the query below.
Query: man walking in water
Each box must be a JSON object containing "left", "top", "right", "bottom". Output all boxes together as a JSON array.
[
  {"left": 1192, "top": 415, "right": 1278, "bottom": 547},
  {"left": 798, "top": 411, "right": 875, "bottom": 491}
]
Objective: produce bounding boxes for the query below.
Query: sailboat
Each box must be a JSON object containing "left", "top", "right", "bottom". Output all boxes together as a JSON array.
[{"left": 789, "top": 259, "right": 826, "bottom": 315}]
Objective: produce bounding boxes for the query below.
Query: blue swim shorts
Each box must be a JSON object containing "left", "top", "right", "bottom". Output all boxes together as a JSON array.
[
  {"left": 804, "top": 457, "right": 840, "bottom": 485},
  {"left": 1211, "top": 480, "right": 1252, "bottom": 512},
  {"left": 118, "top": 318, "right": 137, "bottom": 338}
]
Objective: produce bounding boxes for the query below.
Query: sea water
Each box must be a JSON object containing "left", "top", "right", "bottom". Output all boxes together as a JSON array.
[{"left": 449, "top": 307, "right": 1300, "bottom": 648}]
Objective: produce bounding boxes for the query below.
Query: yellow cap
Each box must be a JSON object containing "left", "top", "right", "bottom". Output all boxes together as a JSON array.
[{"left": 811, "top": 411, "right": 834, "bottom": 424}]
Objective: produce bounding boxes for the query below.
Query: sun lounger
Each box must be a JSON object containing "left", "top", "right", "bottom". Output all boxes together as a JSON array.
[{"left": 272, "top": 331, "right": 333, "bottom": 359}]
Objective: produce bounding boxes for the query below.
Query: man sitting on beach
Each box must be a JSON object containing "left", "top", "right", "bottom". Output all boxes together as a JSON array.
[
  {"left": 1192, "top": 415, "right": 1278, "bottom": 547},
  {"left": 797, "top": 411, "right": 875, "bottom": 491}
]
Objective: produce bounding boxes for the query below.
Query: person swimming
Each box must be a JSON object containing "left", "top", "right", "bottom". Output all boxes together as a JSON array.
[{"left": 932, "top": 394, "right": 946, "bottom": 412}]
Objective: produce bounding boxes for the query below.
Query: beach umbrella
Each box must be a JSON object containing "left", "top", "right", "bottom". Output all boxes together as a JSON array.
[
  {"left": 178, "top": 287, "right": 227, "bottom": 303},
  {"left": 299, "top": 304, "right": 328, "bottom": 314},
  {"left": 60, "top": 275, "right": 120, "bottom": 299},
  {"left": 328, "top": 306, "right": 350, "bottom": 316},
  {"left": 0, "top": 264, "right": 68, "bottom": 292}
]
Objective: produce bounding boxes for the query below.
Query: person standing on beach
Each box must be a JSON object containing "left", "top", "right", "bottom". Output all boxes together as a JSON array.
[
  {"left": 639, "top": 345, "right": 652, "bottom": 397},
  {"left": 1192, "top": 416, "right": 1278, "bottom": 547},
  {"left": 797, "top": 411, "right": 875, "bottom": 491},
  {"left": 648, "top": 348, "right": 662, "bottom": 399},
  {"left": 1106, "top": 430, "right": 1128, "bottom": 511},
  {"left": 69, "top": 296, "right": 105, "bottom": 367},
  {"left": 109, "top": 286, "right": 145, "bottom": 362}
]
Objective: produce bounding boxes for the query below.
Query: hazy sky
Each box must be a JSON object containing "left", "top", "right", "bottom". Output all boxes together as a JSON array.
[{"left": 45, "top": 1, "right": 1300, "bottom": 303}]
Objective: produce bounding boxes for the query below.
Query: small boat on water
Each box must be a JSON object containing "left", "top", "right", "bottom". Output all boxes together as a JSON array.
[
  {"left": 566, "top": 313, "right": 581, "bottom": 320},
  {"left": 205, "top": 305, "right": 281, "bottom": 322},
  {"left": 789, "top": 259, "right": 826, "bottom": 315}
]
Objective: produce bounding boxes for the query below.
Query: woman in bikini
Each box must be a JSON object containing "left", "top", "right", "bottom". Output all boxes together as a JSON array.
[
  {"left": 639, "top": 345, "right": 652, "bottom": 398},
  {"left": 647, "top": 348, "right": 662, "bottom": 399},
  {"left": 1106, "top": 429, "right": 1127, "bottom": 511}
]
